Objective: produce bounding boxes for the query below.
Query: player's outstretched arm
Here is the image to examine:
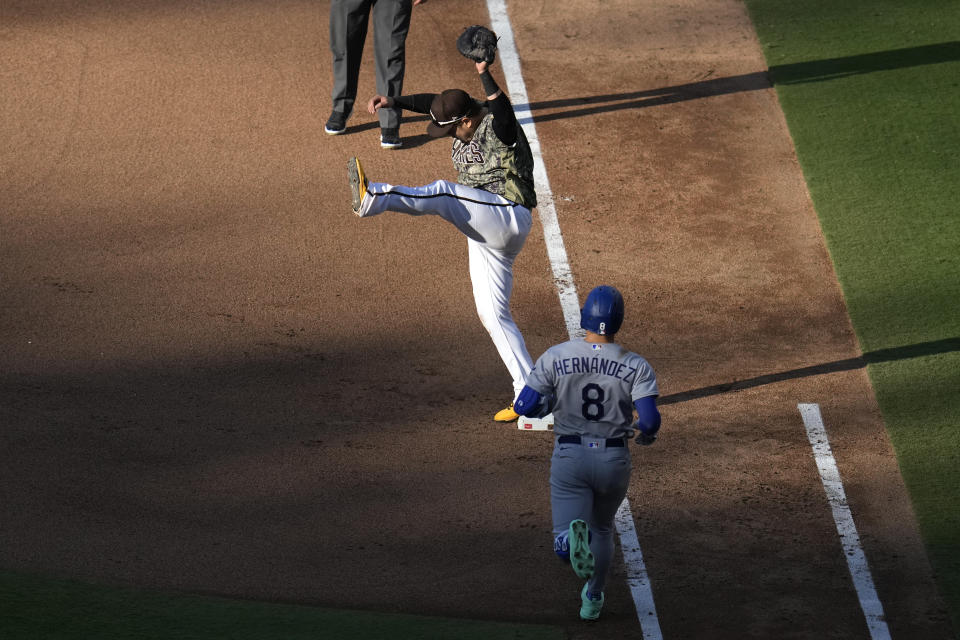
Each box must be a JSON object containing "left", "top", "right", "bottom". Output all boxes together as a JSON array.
[
  {"left": 477, "top": 63, "right": 519, "bottom": 146},
  {"left": 475, "top": 60, "right": 494, "bottom": 85},
  {"left": 367, "top": 93, "right": 437, "bottom": 116}
]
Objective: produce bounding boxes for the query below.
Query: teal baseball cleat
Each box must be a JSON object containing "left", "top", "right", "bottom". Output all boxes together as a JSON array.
[
  {"left": 579, "top": 583, "right": 604, "bottom": 621},
  {"left": 569, "top": 519, "right": 594, "bottom": 579}
]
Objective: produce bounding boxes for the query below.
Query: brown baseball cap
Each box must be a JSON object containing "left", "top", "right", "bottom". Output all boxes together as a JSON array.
[{"left": 427, "top": 89, "right": 481, "bottom": 137}]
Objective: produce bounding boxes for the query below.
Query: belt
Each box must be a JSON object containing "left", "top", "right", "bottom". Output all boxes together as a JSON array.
[{"left": 557, "top": 435, "right": 625, "bottom": 447}]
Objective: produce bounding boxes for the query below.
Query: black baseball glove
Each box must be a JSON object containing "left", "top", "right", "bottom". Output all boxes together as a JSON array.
[
  {"left": 457, "top": 25, "right": 498, "bottom": 64},
  {"left": 633, "top": 422, "right": 659, "bottom": 446},
  {"left": 635, "top": 431, "right": 658, "bottom": 446}
]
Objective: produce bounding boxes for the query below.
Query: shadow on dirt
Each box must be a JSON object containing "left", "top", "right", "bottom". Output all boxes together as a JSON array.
[
  {"left": 517, "top": 41, "right": 960, "bottom": 124},
  {"left": 659, "top": 336, "right": 960, "bottom": 405}
]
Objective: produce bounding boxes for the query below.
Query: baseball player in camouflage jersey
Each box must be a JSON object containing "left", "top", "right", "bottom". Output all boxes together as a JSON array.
[
  {"left": 514, "top": 285, "right": 661, "bottom": 621},
  {"left": 348, "top": 56, "right": 550, "bottom": 426}
]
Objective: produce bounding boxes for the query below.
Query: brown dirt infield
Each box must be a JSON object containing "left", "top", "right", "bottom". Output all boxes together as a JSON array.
[{"left": 0, "top": 0, "right": 953, "bottom": 638}]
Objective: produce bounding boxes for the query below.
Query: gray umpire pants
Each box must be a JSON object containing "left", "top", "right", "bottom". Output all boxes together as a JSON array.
[
  {"left": 550, "top": 437, "right": 632, "bottom": 595},
  {"left": 329, "top": 0, "right": 412, "bottom": 130}
]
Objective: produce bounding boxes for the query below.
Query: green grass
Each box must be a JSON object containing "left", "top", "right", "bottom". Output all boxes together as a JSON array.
[
  {"left": 743, "top": 0, "right": 960, "bottom": 632},
  {"left": 0, "top": 571, "right": 563, "bottom": 640}
]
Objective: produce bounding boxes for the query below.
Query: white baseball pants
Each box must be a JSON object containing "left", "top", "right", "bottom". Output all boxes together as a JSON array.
[{"left": 357, "top": 179, "right": 535, "bottom": 397}]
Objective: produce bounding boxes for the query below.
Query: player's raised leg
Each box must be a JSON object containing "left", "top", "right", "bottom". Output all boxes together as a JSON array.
[
  {"left": 347, "top": 157, "right": 368, "bottom": 214},
  {"left": 351, "top": 174, "right": 530, "bottom": 253}
]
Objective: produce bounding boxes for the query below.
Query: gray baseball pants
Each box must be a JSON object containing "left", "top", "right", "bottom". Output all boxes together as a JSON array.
[
  {"left": 329, "top": 0, "right": 412, "bottom": 129},
  {"left": 550, "top": 437, "right": 632, "bottom": 595}
]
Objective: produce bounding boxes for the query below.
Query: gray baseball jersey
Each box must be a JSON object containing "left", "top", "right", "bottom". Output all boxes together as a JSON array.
[{"left": 525, "top": 339, "right": 658, "bottom": 438}]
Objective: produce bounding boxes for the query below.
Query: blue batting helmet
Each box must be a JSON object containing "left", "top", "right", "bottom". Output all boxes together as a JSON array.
[{"left": 580, "top": 286, "right": 624, "bottom": 336}]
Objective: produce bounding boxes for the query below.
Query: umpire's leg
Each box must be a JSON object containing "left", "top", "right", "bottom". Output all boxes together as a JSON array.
[
  {"left": 329, "top": 0, "right": 372, "bottom": 117},
  {"left": 371, "top": 0, "right": 412, "bottom": 130}
]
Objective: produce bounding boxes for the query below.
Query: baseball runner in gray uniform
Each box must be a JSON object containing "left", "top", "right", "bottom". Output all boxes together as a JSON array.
[
  {"left": 347, "top": 55, "right": 552, "bottom": 427},
  {"left": 514, "top": 285, "right": 662, "bottom": 621}
]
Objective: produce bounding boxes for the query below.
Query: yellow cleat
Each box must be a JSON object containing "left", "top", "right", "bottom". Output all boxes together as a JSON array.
[
  {"left": 347, "top": 156, "right": 368, "bottom": 215},
  {"left": 494, "top": 404, "right": 520, "bottom": 422}
]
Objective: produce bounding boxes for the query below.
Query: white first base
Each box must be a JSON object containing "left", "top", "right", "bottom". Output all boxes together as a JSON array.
[{"left": 518, "top": 414, "right": 554, "bottom": 431}]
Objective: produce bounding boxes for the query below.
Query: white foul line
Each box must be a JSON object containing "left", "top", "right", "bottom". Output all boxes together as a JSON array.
[
  {"left": 798, "top": 403, "right": 891, "bottom": 640},
  {"left": 615, "top": 499, "right": 664, "bottom": 636},
  {"left": 487, "top": 2, "right": 663, "bottom": 635},
  {"left": 486, "top": 1, "right": 583, "bottom": 341}
]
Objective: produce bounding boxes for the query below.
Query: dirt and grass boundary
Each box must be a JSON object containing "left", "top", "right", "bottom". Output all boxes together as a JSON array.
[{"left": 744, "top": 0, "right": 960, "bottom": 631}]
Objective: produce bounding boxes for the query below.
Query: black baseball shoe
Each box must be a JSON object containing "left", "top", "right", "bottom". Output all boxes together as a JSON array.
[
  {"left": 380, "top": 128, "right": 402, "bottom": 149},
  {"left": 325, "top": 111, "right": 347, "bottom": 135}
]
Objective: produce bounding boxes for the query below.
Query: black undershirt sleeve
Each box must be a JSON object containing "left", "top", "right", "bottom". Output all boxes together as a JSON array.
[
  {"left": 479, "top": 71, "right": 519, "bottom": 146},
  {"left": 391, "top": 93, "right": 437, "bottom": 115}
]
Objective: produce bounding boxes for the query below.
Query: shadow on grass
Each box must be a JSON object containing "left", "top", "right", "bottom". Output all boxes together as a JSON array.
[
  {"left": 769, "top": 41, "right": 960, "bottom": 84},
  {"left": 660, "top": 337, "right": 960, "bottom": 406}
]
